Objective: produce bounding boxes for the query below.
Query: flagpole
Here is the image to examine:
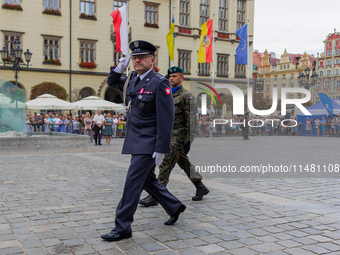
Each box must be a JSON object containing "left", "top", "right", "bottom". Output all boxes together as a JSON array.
[
  {"left": 125, "top": 0, "right": 129, "bottom": 74},
  {"left": 211, "top": 13, "right": 215, "bottom": 90},
  {"left": 247, "top": 19, "right": 250, "bottom": 91},
  {"left": 172, "top": 5, "right": 175, "bottom": 67}
]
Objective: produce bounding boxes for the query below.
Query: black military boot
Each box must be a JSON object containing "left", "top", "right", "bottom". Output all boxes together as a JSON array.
[
  {"left": 139, "top": 194, "right": 158, "bottom": 207},
  {"left": 192, "top": 181, "right": 209, "bottom": 201}
]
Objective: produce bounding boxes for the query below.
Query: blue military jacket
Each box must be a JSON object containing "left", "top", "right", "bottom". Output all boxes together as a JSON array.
[{"left": 107, "top": 69, "right": 174, "bottom": 154}]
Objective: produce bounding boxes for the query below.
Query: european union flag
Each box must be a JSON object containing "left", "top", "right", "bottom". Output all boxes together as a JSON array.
[
  {"left": 236, "top": 24, "right": 248, "bottom": 65},
  {"left": 319, "top": 93, "right": 334, "bottom": 118}
]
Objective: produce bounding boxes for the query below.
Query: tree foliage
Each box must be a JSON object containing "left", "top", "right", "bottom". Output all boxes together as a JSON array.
[{"left": 30, "top": 82, "right": 68, "bottom": 100}]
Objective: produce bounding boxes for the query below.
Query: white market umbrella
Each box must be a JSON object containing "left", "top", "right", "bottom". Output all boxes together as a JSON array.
[
  {"left": 26, "top": 94, "right": 76, "bottom": 110},
  {"left": 72, "top": 96, "right": 125, "bottom": 112}
]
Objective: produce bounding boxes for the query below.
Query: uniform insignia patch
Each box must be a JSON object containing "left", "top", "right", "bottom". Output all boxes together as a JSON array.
[{"left": 165, "top": 88, "right": 171, "bottom": 95}]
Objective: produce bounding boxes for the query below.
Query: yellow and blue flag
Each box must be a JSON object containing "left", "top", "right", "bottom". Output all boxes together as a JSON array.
[
  {"left": 236, "top": 24, "right": 248, "bottom": 64},
  {"left": 166, "top": 14, "right": 175, "bottom": 61}
]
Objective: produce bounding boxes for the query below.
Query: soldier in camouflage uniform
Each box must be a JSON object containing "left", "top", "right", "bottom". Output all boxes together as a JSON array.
[{"left": 139, "top": 66, "right": 209, "bottom": 207}]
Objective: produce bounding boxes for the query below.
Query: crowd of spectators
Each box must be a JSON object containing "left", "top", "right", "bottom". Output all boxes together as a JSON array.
[
  {"left": 197, "top": 113, "right": 340, "bottom": 137},
  {"left": 25, "top": 109, "right": 340, "bottom": 139},
  {"left": 25, "top": 111, "right": 127, "bottom": 142}
]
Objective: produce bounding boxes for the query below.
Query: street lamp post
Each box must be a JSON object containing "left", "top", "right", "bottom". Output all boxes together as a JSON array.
[
  {"left": 298, "top": 67, "right": 318, "bottom": 90},
  {"left": 0, "top": 38, "right": 32, "bottom": 87}
]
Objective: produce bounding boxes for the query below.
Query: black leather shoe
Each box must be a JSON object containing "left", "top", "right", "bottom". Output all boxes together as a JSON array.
[
  {"left": 164, "top": 204, "right": 186, "bottom": 225},
  {"left": 98, "top": 143, "right": 102, "bottom": 145},
  {"left": 101, "top": 230, "right": 132, "bottom": 241},
  {"left": 139, "top": 195, "right": 158, "bottom": 207}
]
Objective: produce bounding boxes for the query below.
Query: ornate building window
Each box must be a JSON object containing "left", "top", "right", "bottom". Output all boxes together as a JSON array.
[
  {"left": 144, "top": 2, "right": 159, "bottom": 28},
  {"left": 43, "top": 36, "right": 61, "bottom": 65},
  {"left": 236, "top": 0, "right": 245, "bottom": 29},
  {"left": 179, "top": 0, "right": 190, "bottom": 26},
  {"left": 44, "top": 0, "right": 59, "bottom": 10},
  {"left": 235, "top": 64, "right": 245, "bottom": 78},
  {"left": 217, "top": 54, "right": 228, "bottom": 77},
  {"left": 218, "top": 0, "right": 227, "bottom": 31},
  {"left": 113, "top": 0, "right": 126, "bottom": 11},
  {"left": 198, "top": 63, "right": 210, "bottom": 76},
  {"left": 178, "top": 50, "right": 191, "bottom": 74},
  {"left": 199, "top": 0, "right": 209, "bottom": 26},
  {"left": 3, "top": 32, "right": 23, "bottom": 58},
  {"left": 80, "top": 0, "right": 96, "bottom": 20},
  {"left": 79, "top": 39, "right": 97, "bottom": 68}
]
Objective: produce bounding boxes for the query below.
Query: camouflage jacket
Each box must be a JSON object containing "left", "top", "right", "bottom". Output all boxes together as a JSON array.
[{"left": 172, "top": 86, "right": 197, "bottom": 142}]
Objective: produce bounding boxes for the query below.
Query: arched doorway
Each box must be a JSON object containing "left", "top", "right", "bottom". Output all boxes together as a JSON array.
[
  {"left": 105, "top": 87, "right": 123, "bottom": 104},
  {"left": 79, "top": 87, "right": 96, "bottom": 100}
]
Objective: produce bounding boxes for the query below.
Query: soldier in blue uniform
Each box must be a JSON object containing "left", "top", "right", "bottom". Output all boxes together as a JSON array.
[{"left": 101, "top": 40, "right": 186, "bottom": 242}]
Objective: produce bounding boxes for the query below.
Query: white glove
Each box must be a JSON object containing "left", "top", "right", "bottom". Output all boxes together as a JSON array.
[
  {"left": 152, "top": 152, "right": 165, "bottom": 166},
  {"left": 114, "top": 53, "right": 131, "bottom": 73}
]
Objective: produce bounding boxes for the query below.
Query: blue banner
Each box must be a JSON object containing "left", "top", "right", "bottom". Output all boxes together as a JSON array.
[
  {"left": 319, "top": 93, "right": 333, "bottom": 118},
  {"left": 235, "top": 24, "right": 248, "bottom": 65}
]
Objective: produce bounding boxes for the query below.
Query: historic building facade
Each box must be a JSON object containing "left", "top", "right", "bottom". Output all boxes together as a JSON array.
[
  {"left": 0, "top": 0, "right": 254, "bottom": 113},
  {"left": 314, "top": 31, "right": 340, "bottom": 102},
  {"left": 255, "top": 49, "right": 316, "bottom": 104}
]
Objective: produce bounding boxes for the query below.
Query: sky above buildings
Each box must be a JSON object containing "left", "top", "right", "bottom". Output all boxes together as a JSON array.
[{"left": 253, "top": 0, "right": 340, "bottom": 57}]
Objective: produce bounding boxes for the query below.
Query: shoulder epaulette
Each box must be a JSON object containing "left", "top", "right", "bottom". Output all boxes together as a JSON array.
[{"left": 155, "top": 73, "right": 165, "bottom": 80}]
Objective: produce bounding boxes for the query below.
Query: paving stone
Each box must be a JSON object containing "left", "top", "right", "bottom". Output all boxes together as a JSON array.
[
  {"left": 0, "top": 246, "right": 24, "bottom": 254},
  {"left": 63, "top": 238, "right": 86, "bottom": 247},
  {"left": 25, "top": 247, "right": 48, "bottom": 255},
  {"left": 178, "top": 248, "right": 206, "bottom": 255},
  {"left": 139, "top": 243, "right": 167, "bottom": 252},
  {"left": 154, "top": 251, "right": 180, "bottom": 255},
  {"left": 164, "top": 240, "right": 191, "bottom": 250},
  {"left": 308, "top": 234, "right": 333, "bottom": 242},
  {"left": 125, "top": 249, "right": 151, "bottom": 255},
  {"left": 248, "top": 243, "right": 284, "bottom": 253},
  {"left": 277, "top": 240, "right": 301, "bottom": 248},
  {"left": 196, "top": 244, "right": 225, "bottom": 253},
  {"left": 317, "top": 242, "right": 340, "bottom": 252},
  {"left": 237, "top": 237, "right": 262, "bottom": 246},
  {"left": 229, "top": 247, "right": 258, "bottom": 255},
  {"left": 302, "top": 244, "right": 331, "bottom": 253},
  {"left": 285, "top": 247, "right": 319, "bottom": 255}
]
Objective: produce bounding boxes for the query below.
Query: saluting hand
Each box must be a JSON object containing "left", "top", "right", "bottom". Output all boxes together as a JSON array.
[{"left": 114, "top": 53, "right": 131, "bottom": 73}]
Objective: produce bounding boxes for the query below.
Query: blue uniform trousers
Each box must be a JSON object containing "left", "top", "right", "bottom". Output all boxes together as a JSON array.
[{"left": 114, "top": 154, "right": 183, "bottom": 233}]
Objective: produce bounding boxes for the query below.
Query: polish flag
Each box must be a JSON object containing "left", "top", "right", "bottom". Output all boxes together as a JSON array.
[{"left": 111, "top": 5, "right": 128, "bottom": 55}]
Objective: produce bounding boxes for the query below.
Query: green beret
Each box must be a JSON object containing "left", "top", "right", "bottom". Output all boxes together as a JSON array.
[{"left": 167, "top": 66, "right": 184, "bottom": 76}]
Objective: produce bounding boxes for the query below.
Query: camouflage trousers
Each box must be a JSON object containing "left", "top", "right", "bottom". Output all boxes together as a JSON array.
[{"left": 158, "top": 131, "right": 202, "bottom": 186}]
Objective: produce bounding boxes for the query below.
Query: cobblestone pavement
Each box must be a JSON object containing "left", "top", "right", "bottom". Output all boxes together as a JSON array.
[{"left": 1, "top": 136, "right": 340, "bottom": 254}]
